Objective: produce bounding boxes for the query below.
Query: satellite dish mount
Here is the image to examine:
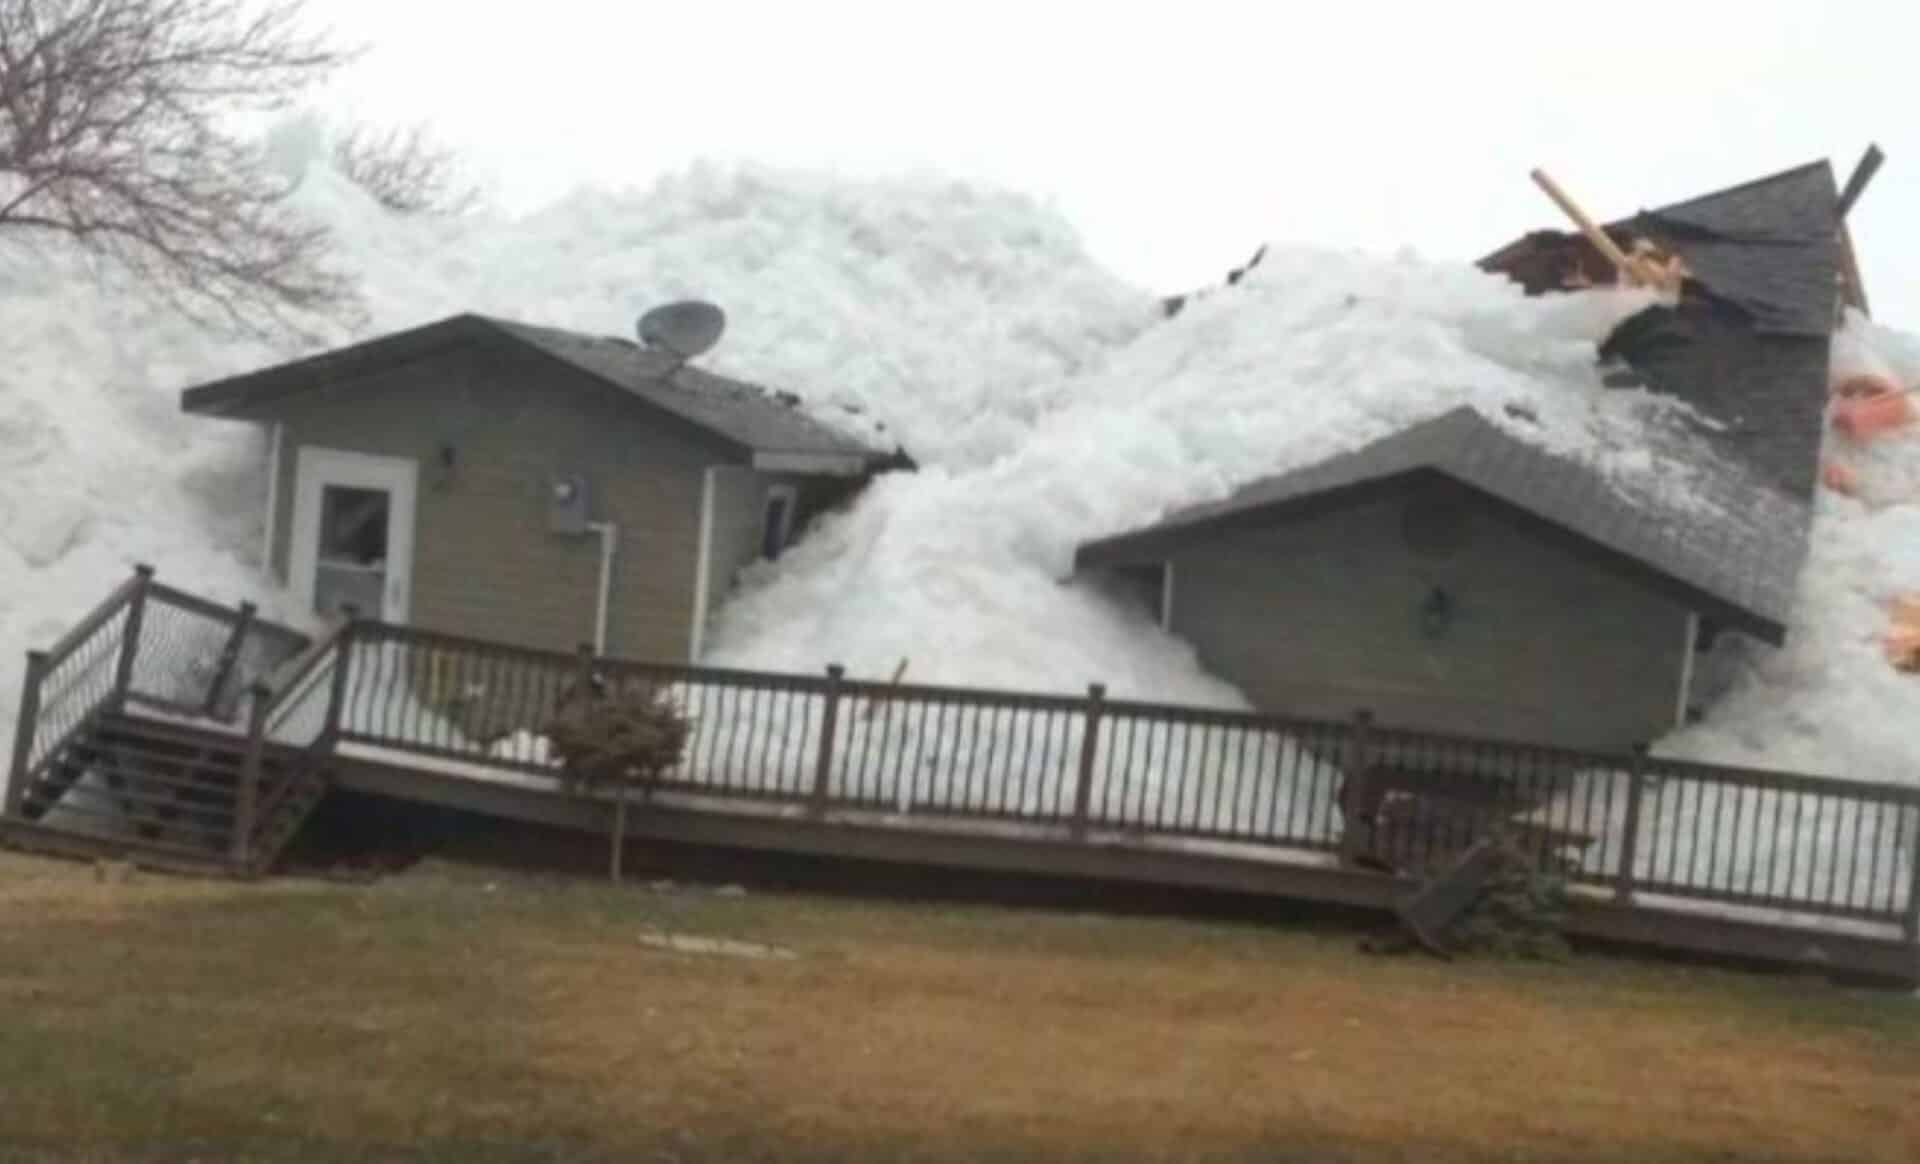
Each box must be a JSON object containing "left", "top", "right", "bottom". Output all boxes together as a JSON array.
[{"left": 637, "top": 299, "right": 727, "bottom": 371}]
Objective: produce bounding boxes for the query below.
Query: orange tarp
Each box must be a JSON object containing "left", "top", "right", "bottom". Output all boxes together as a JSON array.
[
  {"left": 1831, "top": 374, "right": 1915, "bottom": 441},
  {"left": 1886, "top": 595, "right": 1920, "bottom": 673}
]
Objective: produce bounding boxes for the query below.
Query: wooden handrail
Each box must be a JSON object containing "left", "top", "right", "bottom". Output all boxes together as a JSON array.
[
  {"left": 4, "top": 651, "right": 49, "bottom": 818},
  {"left": 231, "top": 680, "right": 271, "bottom": 871},
  {"left": 258, "top": 612, "right": 353, "bottom": 713},
  {"left": 42, "top": 566, "right": 148, "bottom": 669}
]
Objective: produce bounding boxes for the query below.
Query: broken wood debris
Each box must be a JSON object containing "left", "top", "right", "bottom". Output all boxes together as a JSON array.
[{"left": 1529, "top": 168, "right": 1691, "bottom": 293}]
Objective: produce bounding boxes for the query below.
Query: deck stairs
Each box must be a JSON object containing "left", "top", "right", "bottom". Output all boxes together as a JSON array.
[{"left": 4, "top": 713, "right": 327, "bottom": 876}]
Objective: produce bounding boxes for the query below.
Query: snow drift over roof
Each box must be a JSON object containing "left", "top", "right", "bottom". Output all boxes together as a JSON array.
[{"left": 6, "top": 148, "right": 1920, "bottom": 794}]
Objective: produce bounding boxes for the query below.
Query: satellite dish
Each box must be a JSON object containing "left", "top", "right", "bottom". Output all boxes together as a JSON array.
[{"left": 637, "top": 299, "right": 726, "bottom": 362}]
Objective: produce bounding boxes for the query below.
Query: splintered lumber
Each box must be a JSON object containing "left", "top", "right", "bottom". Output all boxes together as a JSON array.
[
  {"left": 1838, "top": 143, "right": 1886, "bottom": 220},
  {"left": 1529, "top": 169, "right": 1688, "bottom": 292},
  {"left": 1531, "top": 169, "right": 1636, "bottom": 273},
  {"left": 1395, "top": 840, "right": 1501, "bottom": 957},
  {"left": 857, "top": 658, "right": 912, "bottom": 721}
]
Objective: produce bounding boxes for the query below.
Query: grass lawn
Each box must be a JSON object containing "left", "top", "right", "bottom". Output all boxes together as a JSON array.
[{"left": 0, "top": 849, "right": 1916, "bottom": 1163}]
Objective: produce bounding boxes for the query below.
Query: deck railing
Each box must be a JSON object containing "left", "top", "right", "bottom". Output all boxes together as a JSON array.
[
  {"left": 4, "top": 566, "right": 152, "bottom": 816},
  {"left": 328, "top": 620, "right": 1920, "bottom": 940},
  {"left": 10, "top": 575, "right": 1920, "bottom": 942},
  {"left": 5, "top": 566, "right": 314, "bottom": 858}
]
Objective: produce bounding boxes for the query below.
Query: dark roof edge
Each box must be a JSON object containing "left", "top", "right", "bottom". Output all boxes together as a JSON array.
[
  {"left": 1475, "top": 158, "right": 1835, "bottom": 269},
  {"left": 1638, "top": 158, "right": 1833, "bottom": 222},
  {"left": 179, "top": 314, "right": 491, "bottom": 417},
  {"left": 1075, "top": 469, "right": 1786, "bottom": 645}
]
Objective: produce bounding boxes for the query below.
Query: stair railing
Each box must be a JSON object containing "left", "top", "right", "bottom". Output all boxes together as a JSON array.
[
  {"left": 229, "top": 611, "right": 357, "bottom": 871},
  {"left": 5, "top": 565, "right": 154, "bottom": 819}
]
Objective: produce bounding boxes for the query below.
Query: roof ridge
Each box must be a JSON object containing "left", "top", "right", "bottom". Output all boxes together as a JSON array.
[{"left": 1637, "top": 158, "right": 1835, "bottom": 221}]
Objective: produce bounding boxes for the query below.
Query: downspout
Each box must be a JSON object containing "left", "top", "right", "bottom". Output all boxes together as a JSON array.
[
  {"left": 688, "top": 467, "right": 719, "bottom": 662},
  {"left": 262, "top": 422, "right": 283, "bottom": 578},
  {"left": 586, "top": 521, "right": 618, "bottom": 654},
  {"left": 1160, "top": 560, "right": 1176, "bottom": 631}
]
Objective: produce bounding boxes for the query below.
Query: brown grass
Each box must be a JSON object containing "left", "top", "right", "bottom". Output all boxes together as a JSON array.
[{"left": 0, "top": 849, "right": 1915, "bottom": 1162}]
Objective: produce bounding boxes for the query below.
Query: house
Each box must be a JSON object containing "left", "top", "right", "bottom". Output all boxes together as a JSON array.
[
  {"left": 179, "top": 312, "right": 892, "bottom": 662},
  {"left": 1076, "top": 160, "right": 1855, "bottom": 752}
]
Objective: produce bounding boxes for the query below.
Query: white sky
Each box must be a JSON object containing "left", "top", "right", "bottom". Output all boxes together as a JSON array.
[{"left": 313, "top": 0, "right": 1920, "bottom": 326}]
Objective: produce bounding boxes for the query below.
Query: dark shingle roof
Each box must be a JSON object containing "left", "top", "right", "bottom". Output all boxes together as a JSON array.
[
  {"left": 1481, "top": 161, "right": 1841, "bottom": 503},
  {"left": 1604, "top": 162, "right": 1840, "bottom": 503},
  {"left": 180, "top": 313, "right": 886, "bottom": 464},
  {"left": 1076, "top": 406, "right": 1809, "bottom": 643},
  {"left": 1626, "top": 160, "right": 1839, "bottom": 337}
]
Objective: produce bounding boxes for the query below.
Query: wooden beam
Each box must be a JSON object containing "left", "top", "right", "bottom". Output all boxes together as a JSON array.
[{"left": 1838, "top": 144, "right": 1885, "bottom": 220}]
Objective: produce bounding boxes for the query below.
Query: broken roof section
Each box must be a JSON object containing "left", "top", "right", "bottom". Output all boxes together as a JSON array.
[
  {"left": 180, "top": 313, "right": 890, "bottom": 470},
  {"left": 1075, "top": 406, "right": 1805, "bottom": 644},
  {"left": 1091, "top": 156, "right": 1869, "bottom": 646},
  {"left": 1482, "top": 159, "right": 1845, "bottom": 504},
  {"left": 1474, "top": 158, "right": 1850, "bottom": 510}
]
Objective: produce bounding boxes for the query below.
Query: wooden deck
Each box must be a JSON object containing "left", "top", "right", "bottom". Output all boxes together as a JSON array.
[
  {"left": 324, "top": 740, "right": 1920, "bottom": 983},
  {"left": 8, "top": 569, "right": 1920, "bottom": 985}
]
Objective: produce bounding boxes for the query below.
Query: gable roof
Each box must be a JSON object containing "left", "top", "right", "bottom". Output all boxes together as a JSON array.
[
  {"left": 179, "top": 313, "right": 887, "bottom": 466},
  {"left": 1075, "top": 406, "right": 1809, "bottom": 644},
  {"left": 1478, "top": 160, "right": 1842, "bottom": 500},
  {"left": 1625, "top": 159, "right": 1840, "bottom": 338}
]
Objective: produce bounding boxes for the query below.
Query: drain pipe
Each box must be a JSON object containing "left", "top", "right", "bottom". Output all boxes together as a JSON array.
[{"left": 585, "top": 521, "right": 618, "bottom": 654}]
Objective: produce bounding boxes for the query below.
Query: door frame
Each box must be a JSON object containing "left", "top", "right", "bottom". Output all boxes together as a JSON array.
[{"left": 288, "top": 445, "right": 419, "bottom": 625}]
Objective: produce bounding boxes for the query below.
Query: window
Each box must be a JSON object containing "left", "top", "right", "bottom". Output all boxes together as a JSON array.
[{"left": 761, "top": 485, "right": 797, "bottom": 560}]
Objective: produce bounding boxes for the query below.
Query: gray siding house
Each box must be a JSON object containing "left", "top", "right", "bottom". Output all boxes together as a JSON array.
[
  {"left": 180, "top": 313, "right": 889, "bottom": 662},
  {"left": 1079, "top": 159, "right": 1850, "bottom": 751}
]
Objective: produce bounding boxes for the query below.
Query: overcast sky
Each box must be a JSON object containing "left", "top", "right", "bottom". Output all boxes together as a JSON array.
[{"left": 314, "top": 0, "right": 1919, "bottom": 327}]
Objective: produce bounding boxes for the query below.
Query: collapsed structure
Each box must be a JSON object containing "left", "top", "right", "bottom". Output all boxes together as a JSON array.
[{"left": 1082, "top": 152, "right": 1913, "bottom": 749}]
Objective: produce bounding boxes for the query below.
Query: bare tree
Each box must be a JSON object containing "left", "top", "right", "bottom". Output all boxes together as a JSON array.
[
  {"left": 333, "top": 122, "right": 478, "bottom": 217},
  {"left": 0, "top": 0, "right": 359, "bottom": 334}
]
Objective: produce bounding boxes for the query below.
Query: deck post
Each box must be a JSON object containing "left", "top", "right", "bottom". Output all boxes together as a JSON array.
[
  {"left": 575, "top": 641, "right": 598, "bottom": 702},
  {"left": 1337, "top": 709, "right": 1376, "bottom": 866},
  {"left": 201, "top": 601, "right": 258, "bottom": 716},
  {"left": 1903, "top": 793, "right": 1920, "bottom": 943},
  {"left": 230, "top": 680, "right": 271, "bottom": 872},
  {"left": 110, "top": 564, "right": 155, "bottom": 708},
  {"left": 1070, "top": 683, "right": 1106, "bottom": 840},
  {"left": 810, "top": 664, "right": 846, "bottom": 816},
  {"left": 5, "top": 650, "right": 49, "bottom": 819},
  {"left": 321, "top": 614, "right": 357, "bottom": 748},
  {"left": 1615, "top": 743, "right": 1650, "bottom": 904}
]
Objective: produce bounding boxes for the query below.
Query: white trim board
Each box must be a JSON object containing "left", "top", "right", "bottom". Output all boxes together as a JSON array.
[
  {"left": 1675, "top": 612, "right": 1700, "bottom": 728},
  {"left": 688, "top": 466, "right": 719, "bottom": 662},
  {"left": 262, "top": 422, "right": 283, "bottom": 578},
  {"left": 288, "top": 445, "right": 419, "bottom": 624},
  {"left": 751, "top": 451, "right": 869, "bottom": 476}
]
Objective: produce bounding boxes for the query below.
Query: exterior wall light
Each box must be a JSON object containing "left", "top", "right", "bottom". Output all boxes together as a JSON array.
[
  {"left": 1421, "top": 586, "right": 1456, "bottom": 638},
  {"left": 433, "top": 442, "right": 457, "bottom": 489}
]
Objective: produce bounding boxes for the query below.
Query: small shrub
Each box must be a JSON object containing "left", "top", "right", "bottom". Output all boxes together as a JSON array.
[
  {"left": 544, "top": 677, "right": 690, "bottom": 883},
  {"left": 545, "top": 678, "right": 690, "bottom": 793},
  {"left": 1441, "top": 826, "right": 1572, "bottom": 962}
]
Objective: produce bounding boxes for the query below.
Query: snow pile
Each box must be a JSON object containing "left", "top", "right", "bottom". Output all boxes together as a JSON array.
[
  {"left": 7, "top": 129, "right": 1920, "bottom": 808},
  {"left": 1663, "top": 313, "right": 1920, "bottom": 784},
  {"left": 0, "top": 140, "right": 1152, "bottom": 792},
  {"left": 704, "top": 249, "right": 1686, "bottom": 693}
]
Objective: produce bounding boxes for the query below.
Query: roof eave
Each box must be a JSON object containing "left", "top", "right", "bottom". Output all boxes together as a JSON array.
[
  {"left": 178, "top": 315, "right": 493, "bottom": 419},
  {"left": 1075, "top": 469, "right": 1789, "bottom": 646}
]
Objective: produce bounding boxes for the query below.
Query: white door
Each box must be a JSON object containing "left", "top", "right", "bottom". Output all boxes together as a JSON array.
[{"left": 288, "top": 447, "right": 418, "bottom": 623}]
